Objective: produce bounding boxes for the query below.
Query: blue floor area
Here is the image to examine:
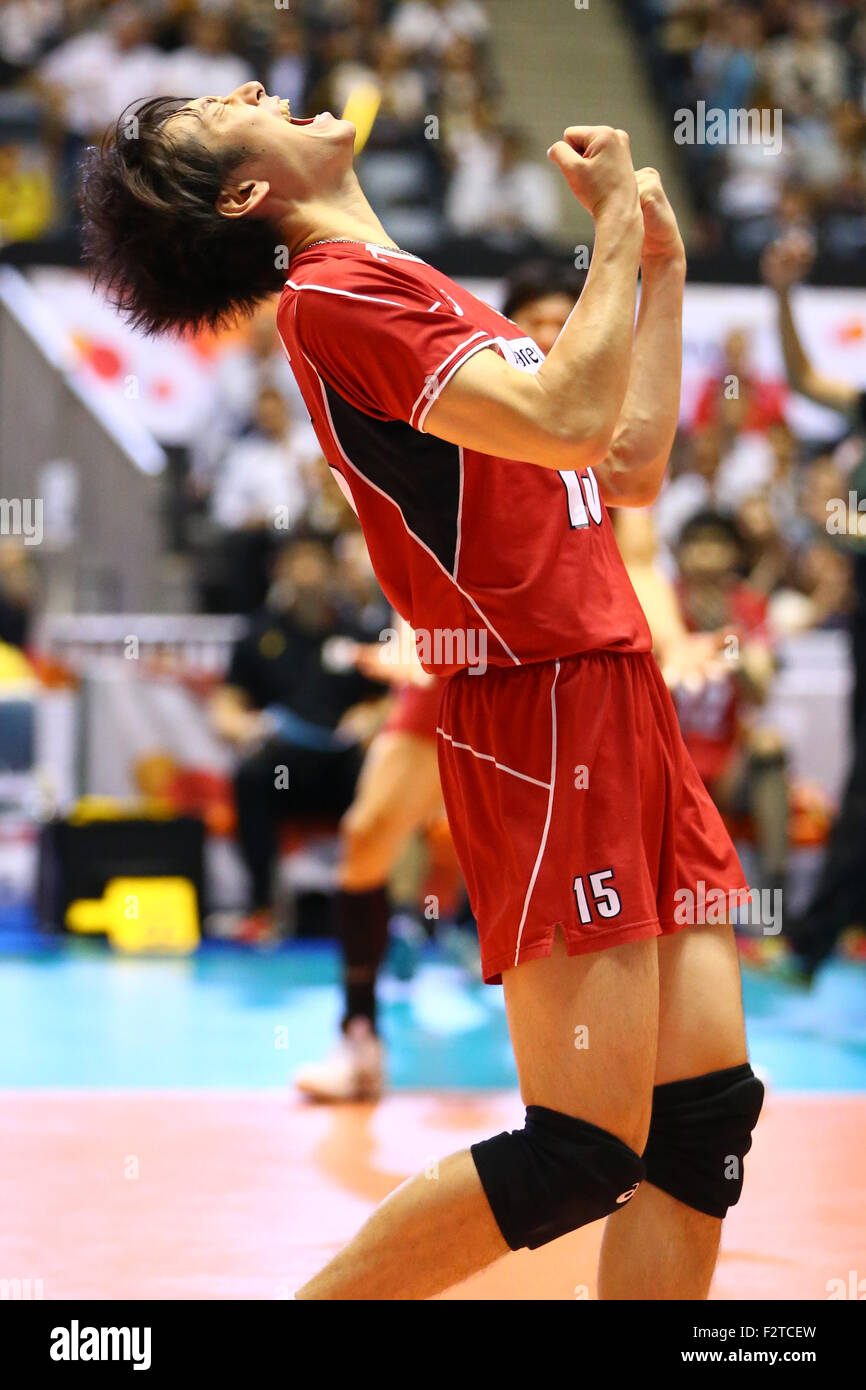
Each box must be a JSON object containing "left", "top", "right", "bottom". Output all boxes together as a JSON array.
[{"left": 1, "top": 936, "right": 864, "bottom": 1091}]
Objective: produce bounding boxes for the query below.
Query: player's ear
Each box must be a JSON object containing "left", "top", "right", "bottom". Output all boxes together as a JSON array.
[{"left": 216, "top": 178, "right": 270, "bottom": 219}]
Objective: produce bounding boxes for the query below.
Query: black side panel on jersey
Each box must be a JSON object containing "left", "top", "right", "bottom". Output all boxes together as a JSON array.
[{"left": 323, "top": 381, "right": 461, "bottom": 575}]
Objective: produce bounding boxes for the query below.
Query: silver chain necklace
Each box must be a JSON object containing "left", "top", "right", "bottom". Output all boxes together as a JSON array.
[{"left": 294, "top": 237, "right": 408, "bottom": 257}]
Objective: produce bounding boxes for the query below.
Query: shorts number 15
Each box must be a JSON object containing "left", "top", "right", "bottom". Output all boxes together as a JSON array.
[{"left": 573, "top": 868, "right": 622, "bottom": 923}]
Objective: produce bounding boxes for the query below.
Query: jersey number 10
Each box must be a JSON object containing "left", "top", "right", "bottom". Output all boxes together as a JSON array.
[{"left": 561, "top": 468, "right": 603, "bottom": 529}]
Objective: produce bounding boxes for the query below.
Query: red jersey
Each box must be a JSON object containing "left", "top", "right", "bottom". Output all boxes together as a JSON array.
[
  {"left": 673, "top": 582, "right": 770, "bottom": 784},
  {"left": 277, "top": 242, "right": 651, "bottom": 676},
  {"left": 692, "top": 374, "right": 786, "bottom": 434}
]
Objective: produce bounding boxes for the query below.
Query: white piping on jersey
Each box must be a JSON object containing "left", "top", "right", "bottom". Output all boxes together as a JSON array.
[
  {"left": 286, "top": 281, "right": 492, "bottom": 433},
  {"left": 414, "top": 332, "right": 493, "bottom": 432},
  {"left": 301, "top": 347, "right": 521, "bottom": 667},
  {"left": 513, "top": 658, "right": 561, "bottom": 967},
  {"left": 436, "top": 727, "right": 551, "bottom": 790},
  {"left": 284, "top": 279, "right": 411, "bottom": 312},
  {"left": 453, "top": 445, "right": 464, "bottom": 580}
]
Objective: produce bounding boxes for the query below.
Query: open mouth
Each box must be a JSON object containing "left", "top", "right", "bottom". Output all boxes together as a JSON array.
[{"left": 276, "top": 95, "right": 319, "bottom": 127}]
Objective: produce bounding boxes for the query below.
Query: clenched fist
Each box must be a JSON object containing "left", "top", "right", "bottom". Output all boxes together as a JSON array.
[
  {"left": 547, "top": 125, "right": 639, "bottom": 221},
  {"left": 635, "top": 167, "right": 684, "bottom": 263}
]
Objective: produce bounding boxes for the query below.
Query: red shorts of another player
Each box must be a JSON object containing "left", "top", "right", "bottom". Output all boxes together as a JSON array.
[
  {"left": 437, "top": 650, "right": 749, "bottom": 984},
  {"left": 382, "top": 679, "right": 443, "bottom": 742}
]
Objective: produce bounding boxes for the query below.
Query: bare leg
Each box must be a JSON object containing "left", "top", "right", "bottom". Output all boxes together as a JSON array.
[
  {"left": 295, "top": 1150, "right": 506, "bottom": 1300},
  {"left": 598, "top": 922, "right": 750, "bottom": 1299},
  {"left": 296, "top": 932, "right": 659, "bottom": 1299},
  {"left": 339, "top": 731, "right": 442, "bottom": 892}
]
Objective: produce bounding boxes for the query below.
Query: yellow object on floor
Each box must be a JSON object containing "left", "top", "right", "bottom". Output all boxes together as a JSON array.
[
  {"left": 0, "top": 640, "right": 35, "bottom": 686},
  {"left": 66, "top": 876, "right": 200, "bottom": 954}
]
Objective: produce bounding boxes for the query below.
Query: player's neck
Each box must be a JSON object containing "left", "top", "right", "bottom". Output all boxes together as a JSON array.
[{"left": 283, "top": 173, "right": 399, "bottom": 258}]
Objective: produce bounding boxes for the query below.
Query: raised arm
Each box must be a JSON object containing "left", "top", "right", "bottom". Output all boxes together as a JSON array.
[
  {"left": 595, "top": 169, "right": 686, "bottom": 507},
  {"left": 762, "top": 234, "right": 860, "bottom": 415},
  {"left": 424, "top": 125, "right": 643, "bottom": 473}
]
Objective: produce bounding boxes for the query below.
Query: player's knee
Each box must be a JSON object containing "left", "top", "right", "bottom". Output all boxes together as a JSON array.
[
  {"left": 471, "top": 1107, "right": 645, "bottom": 1251},
  {"left": 642, "top": 1063, "right": 764, "bottom": 1218},
  {"left": 341, "top": 803, "right": 377, "bottom": 850},
  {"left": 340, "top": 809, "right": 397, "bottom": 879}
]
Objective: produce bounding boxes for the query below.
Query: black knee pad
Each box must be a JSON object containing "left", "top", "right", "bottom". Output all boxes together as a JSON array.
[
  {"left": 642, "top": 1063, "right": 764, "bottom": 1218},
  {"left": 471, "top": 1106, "right": 645, "bottom": 1251}
]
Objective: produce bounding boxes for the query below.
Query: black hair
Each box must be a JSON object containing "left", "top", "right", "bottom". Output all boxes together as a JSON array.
[
  {"left": 502, "top": 258, "right": 586, "bottom": 322},
  {"left": 677, "top": 509, "right": 745, "bottom": 561},
  {"left": 80, "top": 96, "right": 286, "bottom": 338}
]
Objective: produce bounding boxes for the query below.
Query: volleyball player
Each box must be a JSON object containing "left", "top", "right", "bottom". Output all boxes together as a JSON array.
[{"left": 82, "top": 84, "right": 763, "bottom": 1300}]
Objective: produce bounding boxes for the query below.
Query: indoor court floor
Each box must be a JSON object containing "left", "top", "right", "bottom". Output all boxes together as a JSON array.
[{"left": 2, "top": 936, "right": 865, "bottom": 1300}]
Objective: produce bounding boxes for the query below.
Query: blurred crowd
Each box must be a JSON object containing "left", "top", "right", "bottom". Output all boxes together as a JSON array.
[
  {"left": 630, "top": 0, "right": 866, "bottom": 261},
  {"left": 0, "top": 0, "right": 559, "bottom": 254},
  {"left": 659, "top": 336, "right": 853, "bottom": 640}
]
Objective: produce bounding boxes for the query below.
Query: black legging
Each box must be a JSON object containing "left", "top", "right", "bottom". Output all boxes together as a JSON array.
[{"left": 234, "top": 736, "right": 362, "bottom": 909}]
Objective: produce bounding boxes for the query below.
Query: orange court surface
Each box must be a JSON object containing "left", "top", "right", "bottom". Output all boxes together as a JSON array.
[{"left": 2, "top": 1083, "right": 863, "bottom": 1300}]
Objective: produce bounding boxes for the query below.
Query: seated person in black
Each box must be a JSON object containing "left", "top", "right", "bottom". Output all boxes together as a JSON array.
[{"left": 210, "top": 535, "right": 389, "bottom": 936}]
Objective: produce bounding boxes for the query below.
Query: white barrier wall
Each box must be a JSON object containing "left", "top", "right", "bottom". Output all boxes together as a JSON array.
[{"left": 0, "top": 268, "right": 167, "bottom": 614}]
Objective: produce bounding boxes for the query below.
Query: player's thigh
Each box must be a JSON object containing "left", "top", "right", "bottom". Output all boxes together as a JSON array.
[
  {"left": 342, "top": 732, "right": 441, "bottom": 858},
  {"left": 655, "top": 922, "right": 749, "bottom": 1086},
  {"left": 502, "top": 931, "right": 659, "bottom": 1153}
]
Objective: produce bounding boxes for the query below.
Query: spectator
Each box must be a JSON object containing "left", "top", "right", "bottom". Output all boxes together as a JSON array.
[
  {"left": 760, "top": 224, "right": 866, "bottom": 978},
  {"left": 211, "top": 386, "right": 316, "bottom": 532},
  {"left": 795, "top": 537, "right": 852, "bottom": 630},
  {"left": 0, "top": 0, "right": 62, "bottom": 85},
  {"left": 190, "top": 303, "right": 310, "bottom": 491},
  {"left": 310, "top": 24, "right": 376, "bottom": 117},
  {"left": 671, "top": 510, "right": 789, "bottom": 898},
  {"left": 446, "top": 124, "right": 559, "bottom": 241},
  {"left": 691, "top": 327, "right": 787, "bottom": 439},
  {"left": 389, "top": 0, "right": 489, "bottom": 59},
  {"left": 266, "top": 14, "right": 310, "bottom": 116},
  {"left": 655, "top": 426, "right": 728, "bottom": 548},
  {"left": 209, "top": 536, "right": 388, "bottom": 942},
  {"left": 762, "top": 1, "right": 845, "bottom": 121},
  {"left": 372, "top": 34, "right": 428, "bottom": 128},
  {"left": 735, "top": 492, "right": 794, "bottom": 599},
  {"left": 35, "top": 3, "right": 163, "bottom": 140},
  {"left": 436, "top": 33, "right": 491, "bottom": 147},
  {"left": 209, "top": 385, "right": 322, "bottom": 612},
  {"left": 692, "top": 3, "right": 762, "bottom": 113},
  {"left": 500, "top": 259, "right": 586, "bottom": 353},
  {"left": 160, "top": 11, "right": 253, "bottom": 101}
]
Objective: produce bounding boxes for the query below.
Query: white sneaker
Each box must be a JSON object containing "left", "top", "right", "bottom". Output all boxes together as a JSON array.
[{"left": 294, "top": 1017, "right": 385, "bottom": 1101}]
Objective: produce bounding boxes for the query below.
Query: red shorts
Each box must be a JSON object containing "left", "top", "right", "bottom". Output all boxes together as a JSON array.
[
  {"left": 437, "top": 651, "right": 748, "bottom": 984},
  {"left": 383, "top": 679, "right": 443, "bottom": 741}
]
